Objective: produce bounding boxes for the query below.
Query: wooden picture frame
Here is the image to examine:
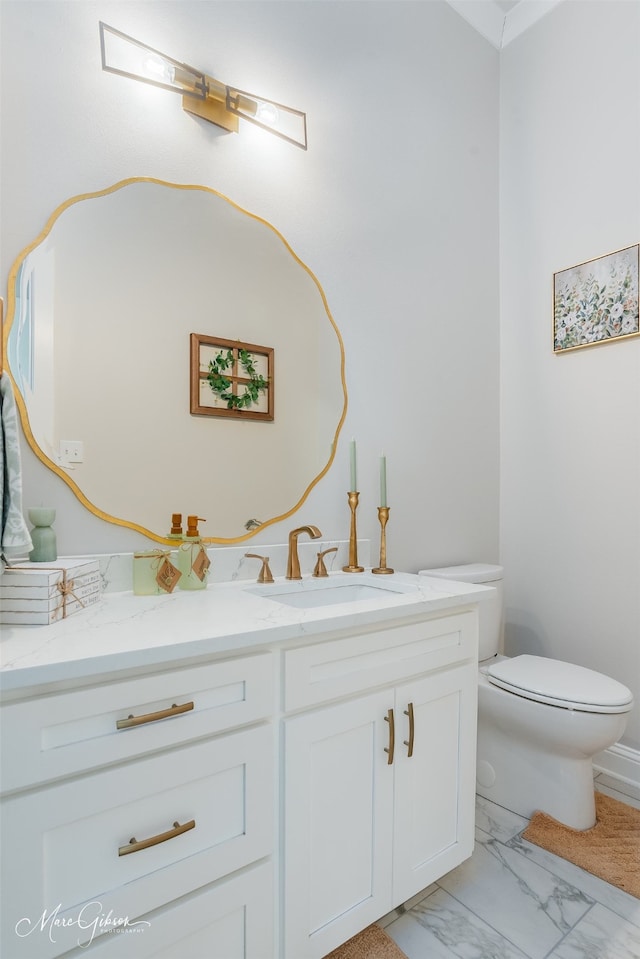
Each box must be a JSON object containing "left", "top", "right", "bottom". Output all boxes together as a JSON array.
[{"left": 190, "top": 334, "right": 274, "bottom": 421}]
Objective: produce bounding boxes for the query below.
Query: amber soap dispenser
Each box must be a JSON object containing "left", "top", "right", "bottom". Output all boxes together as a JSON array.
[
  {"left": 167, "top": 513, "right": 183, "bottom": 541},
  {"left": 177, "top": 515, "right": 211, "bottom": 590}
]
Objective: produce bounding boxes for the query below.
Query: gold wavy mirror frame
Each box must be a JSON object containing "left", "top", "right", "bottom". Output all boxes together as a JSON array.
[{"left": 4, "top": 178, "right": 348, "bottom": 543}]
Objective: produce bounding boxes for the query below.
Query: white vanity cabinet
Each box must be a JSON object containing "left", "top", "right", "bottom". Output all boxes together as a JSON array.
[
  {"left": 282, "top": 611, "right": 478, "bottom": 959},
  {"left": 0, "top": 653, "right": 276, "bottom": 959},
  {"left": 1, "top": 573, "right": 486, "bottom": 959}
]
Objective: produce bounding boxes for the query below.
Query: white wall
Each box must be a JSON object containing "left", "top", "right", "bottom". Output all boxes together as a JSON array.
[
  {"left": 500, "top": 0, "right": 640, "bottom": 749},
  {"left": 0, "top": 1, "right": 500, "bottom": 571},
  {"left": 3, "top": 0, "right": 636, "bottom": 751}
]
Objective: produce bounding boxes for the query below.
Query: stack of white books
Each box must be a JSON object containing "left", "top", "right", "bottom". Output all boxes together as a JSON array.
[{"left": 0, "top": 558, "right": 102, "bottom": 625}]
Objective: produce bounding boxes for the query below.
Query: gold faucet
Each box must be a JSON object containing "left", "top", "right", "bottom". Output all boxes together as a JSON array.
[{"left": 286, "top": 525, "right": 322, "bottom": 580}]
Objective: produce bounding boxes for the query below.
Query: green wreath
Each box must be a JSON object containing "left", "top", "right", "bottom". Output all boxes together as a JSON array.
[{"left": 207, "top": 349, "right": 269, "bottom": 410}]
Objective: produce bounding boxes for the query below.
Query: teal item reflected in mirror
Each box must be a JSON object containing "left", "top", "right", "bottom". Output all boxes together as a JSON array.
[{"left": 28, "top": 508, "right": 57, "bottom": 563}]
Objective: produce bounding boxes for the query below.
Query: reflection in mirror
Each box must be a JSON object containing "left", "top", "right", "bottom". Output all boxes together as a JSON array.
[{"left": 6, "top": 179, "right": 347, "bottom": 542}]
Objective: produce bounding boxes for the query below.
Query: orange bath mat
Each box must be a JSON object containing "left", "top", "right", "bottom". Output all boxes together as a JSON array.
[
  {"left": 323, "top": 924, "right": 409, "bottom": 959},
  {"left": 523, "top": 791, "right": 640, "bottom": 898}
]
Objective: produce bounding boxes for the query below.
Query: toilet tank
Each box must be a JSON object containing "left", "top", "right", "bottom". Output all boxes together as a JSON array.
[{"left": 418, "top": 563, "right": 504, "bottom": 663}]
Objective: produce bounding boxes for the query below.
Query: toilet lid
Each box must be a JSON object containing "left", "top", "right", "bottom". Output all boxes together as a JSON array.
[{"left": 485, "top": 655, "right": 633, "bottom": 713}]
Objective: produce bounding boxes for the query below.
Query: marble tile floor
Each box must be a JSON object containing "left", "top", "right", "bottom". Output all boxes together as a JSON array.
[{"left": 380, "top": 776, "right": 640, "bottom": 959}]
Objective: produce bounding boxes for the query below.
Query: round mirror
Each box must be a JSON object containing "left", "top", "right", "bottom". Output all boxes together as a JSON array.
[{"left": 6, "top": 178, "right": 347, "bottom": 542}]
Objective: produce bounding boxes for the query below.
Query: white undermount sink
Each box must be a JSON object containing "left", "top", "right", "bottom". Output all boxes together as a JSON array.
[{"left": 246, "top": 574, "right": 413, "bottom": 609}]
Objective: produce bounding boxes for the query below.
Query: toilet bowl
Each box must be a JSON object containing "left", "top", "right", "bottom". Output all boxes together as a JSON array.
[
  {"left": 419, "top": 564, "right": 633, "bottom": 830},
  {"left": 477, "top": 654, "right": 631, "bottom": 829}
]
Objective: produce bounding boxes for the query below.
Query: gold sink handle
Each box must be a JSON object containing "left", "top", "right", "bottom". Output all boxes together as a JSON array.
[
  {"left": 244, "top": 553, "right": 274, "bottom": 583},
  {"left": 313, "top": 547, "right": 338, "bottom": 578}
]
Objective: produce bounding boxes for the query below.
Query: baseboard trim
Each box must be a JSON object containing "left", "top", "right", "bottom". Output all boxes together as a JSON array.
[{"left": 593, "top": 742, "right": 640, "bottom": 789}]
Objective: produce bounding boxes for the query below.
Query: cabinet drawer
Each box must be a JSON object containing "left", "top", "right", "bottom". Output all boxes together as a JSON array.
[
  {"left": 1, "top": 652, "right": 274, "bottom": 792},
  {"left": 0, "top": 725, "right": 274, "bottom": 959},
  {"left": 33, "top": 862, "right": 275, "bottom": 959},
  {"left": 284, "top": 611, "right": 477, "bottom": 710}
]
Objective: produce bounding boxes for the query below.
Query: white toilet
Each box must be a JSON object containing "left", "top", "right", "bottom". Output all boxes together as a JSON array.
[{"left": 419, "top": 563, "right": 633, "bottom": 830}]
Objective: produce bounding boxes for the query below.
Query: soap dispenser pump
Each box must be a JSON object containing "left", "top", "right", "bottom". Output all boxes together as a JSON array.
[
  {"left": 167, "top": 513, "right": 183, "bottom": 541},
  {"left": 178, "top": 516, "right": 211, "bottom": 590}
]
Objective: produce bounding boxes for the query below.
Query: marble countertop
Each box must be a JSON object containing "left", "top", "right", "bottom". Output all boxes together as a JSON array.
[{"left": 0, "top": 571, "right": 493, "bottom": 694}]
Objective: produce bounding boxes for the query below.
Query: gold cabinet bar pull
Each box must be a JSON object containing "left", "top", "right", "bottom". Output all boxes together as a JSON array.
[
  {"left": 116, "top": 701, "right": 194, "bottom": 730},
  {"left": 118, "top": 819, "right": 196, "bottom": 857},
  {"left": 384, "top": 708, "right": 395, "bottom": 765},
  {"left": 403, "top": 702, "right": 415, "bottom": 757}
]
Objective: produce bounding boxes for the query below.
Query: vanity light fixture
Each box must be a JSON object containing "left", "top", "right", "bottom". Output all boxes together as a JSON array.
[{"left": 99, "top": 22, "right": 307, "bottom": 150}]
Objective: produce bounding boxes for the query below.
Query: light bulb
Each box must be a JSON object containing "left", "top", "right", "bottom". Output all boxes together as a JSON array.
[
  {"left": 256, "top": 101, "right": 279, "bottom": 127},
  {"left": 144, "top": 55, "right": 174, "bottom": 84}
]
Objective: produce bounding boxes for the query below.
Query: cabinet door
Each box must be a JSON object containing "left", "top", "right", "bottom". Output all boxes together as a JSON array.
[
  {"left": 392, "top": 662, "right": 477, "bottom": 905},
  {"left": 284, "top": 690, "right": 394, "bottom": 959}
]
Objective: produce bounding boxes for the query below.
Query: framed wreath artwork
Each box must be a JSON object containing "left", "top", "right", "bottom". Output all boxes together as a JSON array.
[
  {"left": 553, "top": 244, "right": 639, "bottom": 353},
  {"left": 190, "top": 334, "right": 274, "bottom": 421}
]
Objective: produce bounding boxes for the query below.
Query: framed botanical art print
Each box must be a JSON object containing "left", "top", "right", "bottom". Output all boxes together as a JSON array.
[{"left": 553, "top": 244, "right": 639, "bottom": 353}]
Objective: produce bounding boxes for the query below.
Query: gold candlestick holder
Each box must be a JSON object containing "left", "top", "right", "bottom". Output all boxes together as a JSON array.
[
  {"left": 372, "top": 506, "right": 394, "bottom": 574},
  {"left": 343, "top": 491, "right": 364, "bottom": 572}
]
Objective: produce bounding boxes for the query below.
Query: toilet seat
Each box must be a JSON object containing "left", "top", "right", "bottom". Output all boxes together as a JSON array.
[{"left": 485, "top": 655, "right": 633, "bottom": 713}]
